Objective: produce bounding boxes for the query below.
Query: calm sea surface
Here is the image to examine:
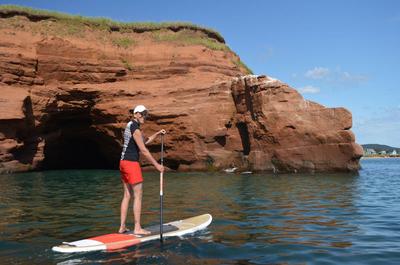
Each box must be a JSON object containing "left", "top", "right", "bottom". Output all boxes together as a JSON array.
[{"left": 1, "top": 158, "right": 400, "bottom": 264}]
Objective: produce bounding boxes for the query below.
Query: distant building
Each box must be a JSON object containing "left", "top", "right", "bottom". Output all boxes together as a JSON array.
[
  {"left": 391, "top": 150, "right": 398, "bottom": 155},
  {"left": 379, "top": 151, "right": 387, "bottom": 155},
  {"left": 364, "top": 148, "right": 376, "bottom": 155}
]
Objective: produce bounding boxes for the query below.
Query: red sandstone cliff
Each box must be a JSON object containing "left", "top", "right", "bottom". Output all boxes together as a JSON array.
[{"left": 0, "top": 7, "right": 363, "bottom": 173}]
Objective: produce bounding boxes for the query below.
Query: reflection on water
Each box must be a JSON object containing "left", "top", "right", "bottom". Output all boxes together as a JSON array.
[{"left": 1, "top": 159, "right": 400, "bottom": 264}]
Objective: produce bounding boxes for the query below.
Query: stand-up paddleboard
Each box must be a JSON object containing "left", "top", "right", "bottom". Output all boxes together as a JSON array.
[{"left": 52, "top": 213, "right": 212, "bottom": 253}]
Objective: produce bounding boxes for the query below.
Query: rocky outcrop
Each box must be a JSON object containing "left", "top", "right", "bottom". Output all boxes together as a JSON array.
[
  {"left": 0, "top": 8, "right": 363, "bottom": 173},
  {"left": 230, "top": 75, "right": 363, "bottom": 172}
]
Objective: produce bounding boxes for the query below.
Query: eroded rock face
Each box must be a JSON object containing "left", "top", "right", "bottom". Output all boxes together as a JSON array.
[
  {"left": 230, "top": 75, "right": 363, "bottom": 172},
  {"left": 0, "top": 15, "right": 362, "bottom": 173}
]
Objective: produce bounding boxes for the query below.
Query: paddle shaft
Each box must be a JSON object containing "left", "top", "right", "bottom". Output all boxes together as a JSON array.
[{"left": 160, "top": 134, "right": 164, "bottom": 242}]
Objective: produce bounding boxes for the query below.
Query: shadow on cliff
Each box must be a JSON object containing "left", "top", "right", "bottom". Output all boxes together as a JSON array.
[
  {"left": 39, "top": 92, "right": 121, "bottom": 170},
  {"left": 41, "top": 125, "right": 121, "bottom": 170},
  {"left": 10, "top": 96, "right": 40, "bottom": 165}
]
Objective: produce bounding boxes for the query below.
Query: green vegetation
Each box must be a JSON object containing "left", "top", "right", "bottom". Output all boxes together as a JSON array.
[
  {"left": 120, "top": 58, "right": 133, "bottom": 70},
  {"left": 112, "top": 37, "right": 136, "bottom": 49},
  {"left": 0, "top": 5, "right": 225, "bottom": 43},
  {"left": 0, "top": 5, "right": 253, "bottom": 73},
  {"left": 362, "top": 144, "right": 400, "bottom": 158},
  {"left": 362, "top": 144, "right": 400, "bottom": 153},
  {"left": 152, "top": 30, "right": 227, "bottom": 51},
  {"left": 232, "top": 58, "right": 253, "bottom": 75},
  {"left": 65, "top": 22, "right": 82, "bottom": 36}
]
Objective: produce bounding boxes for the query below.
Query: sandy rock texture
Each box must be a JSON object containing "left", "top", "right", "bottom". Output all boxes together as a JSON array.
[{"left": 0, "top": 9, "right": 362, "bottom": 173}]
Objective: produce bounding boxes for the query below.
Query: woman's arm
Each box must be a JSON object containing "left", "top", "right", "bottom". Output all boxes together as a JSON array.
[
  {"left": 133, "top": 130, "right": 164, "bottom": 172},
  {"left": 145, "top": 129, "right": 166, "bottom": 145}
]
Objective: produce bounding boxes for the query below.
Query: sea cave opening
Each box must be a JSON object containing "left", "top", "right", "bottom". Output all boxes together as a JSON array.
[{"left": 41, "top": 111, "right": 120, "bottom": 170}]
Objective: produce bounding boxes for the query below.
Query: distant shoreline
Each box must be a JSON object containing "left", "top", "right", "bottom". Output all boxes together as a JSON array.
[{"left": 361, "top": 156, "right": 400, "bottom": 159}]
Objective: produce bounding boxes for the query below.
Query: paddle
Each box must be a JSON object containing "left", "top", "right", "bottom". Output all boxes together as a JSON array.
[{"left": 160, "top": 133, "right": 164, "bottom": 242}]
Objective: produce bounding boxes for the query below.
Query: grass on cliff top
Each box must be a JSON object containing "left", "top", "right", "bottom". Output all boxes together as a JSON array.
[
  {"left": 0, "top": 5, "right": 225, "bottom": 43},
  {"left": 233, "top": 59, "right": 253, "bottom": 75},
  {"left": 152, "top": 30, "right": 228, "bottom": 51},
  {"left": 0, "top": 4, "right": 254, "bottom": 74}
]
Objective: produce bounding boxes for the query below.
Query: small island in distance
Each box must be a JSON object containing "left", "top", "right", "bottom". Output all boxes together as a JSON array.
[{"left": 362, "top": 144, "right": 400, "bottom": 158}]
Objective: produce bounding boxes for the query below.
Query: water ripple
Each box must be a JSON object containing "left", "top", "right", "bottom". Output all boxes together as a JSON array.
[{"left": 1, "top": 159, "right": 400, "bottom": 264}]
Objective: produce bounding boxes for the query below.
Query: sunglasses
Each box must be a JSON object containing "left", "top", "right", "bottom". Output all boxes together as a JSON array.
[
  {"left": 129, "top": 110, "right": 149, "bottom": 119},
  {"left": 138, "top": 110, "right": 148, "bottom": 119}
]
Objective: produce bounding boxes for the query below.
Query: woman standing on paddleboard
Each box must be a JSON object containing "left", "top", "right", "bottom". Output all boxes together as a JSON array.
[{"left": 119, "top": 105, "right": 165, "bottom": 235}]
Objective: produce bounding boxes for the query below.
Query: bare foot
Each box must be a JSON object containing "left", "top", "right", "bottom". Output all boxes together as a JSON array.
[
  {"left": 118, "top": 226, "right": 130, "bottom": 233},
  {"left": 134, "top": 228, "right": 151, "bottom": 235}
]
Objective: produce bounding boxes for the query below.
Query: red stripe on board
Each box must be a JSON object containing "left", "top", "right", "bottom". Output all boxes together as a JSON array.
[{"left": 90, "top": 233, "right": 141, "bottom": 250}]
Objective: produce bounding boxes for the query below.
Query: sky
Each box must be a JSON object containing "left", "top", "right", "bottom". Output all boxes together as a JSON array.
[{"left": 1, "top": 0, "right": 399, "bottom": 147}]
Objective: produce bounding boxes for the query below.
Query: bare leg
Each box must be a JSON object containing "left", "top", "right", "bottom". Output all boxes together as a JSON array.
[
  {"left": 119, "top": 182, "right": 132, "bottom": 233},
  {"left": 132, "top": 182, "right": 150, "bottom": 235}
]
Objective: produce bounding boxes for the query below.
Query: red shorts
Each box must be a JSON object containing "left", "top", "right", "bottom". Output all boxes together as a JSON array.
[{"left": 119, "top": 160, "right": 143, "bottom": 185}]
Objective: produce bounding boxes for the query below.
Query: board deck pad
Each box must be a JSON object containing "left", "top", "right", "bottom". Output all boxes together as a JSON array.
[
  {"left": 52, "top": 213, "right": 212, "bottom": 253},
  {"left": 140, "top": 224, "right": 179, "bottom": 236}
]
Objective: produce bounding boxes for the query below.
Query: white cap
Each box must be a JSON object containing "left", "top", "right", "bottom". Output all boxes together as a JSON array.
[{"left": 133, "top": 105, "right": 147, "bottom": 113}]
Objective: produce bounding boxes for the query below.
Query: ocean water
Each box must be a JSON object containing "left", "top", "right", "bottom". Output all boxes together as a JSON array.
[{"left": 0, "top": 158, "right": 400, "bottom": 264}]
